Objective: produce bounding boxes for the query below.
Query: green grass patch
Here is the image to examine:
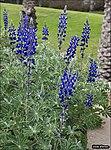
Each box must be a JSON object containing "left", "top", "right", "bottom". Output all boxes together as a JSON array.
[{"left": 0, "top": 3, "right": 103, "bottom": 58}]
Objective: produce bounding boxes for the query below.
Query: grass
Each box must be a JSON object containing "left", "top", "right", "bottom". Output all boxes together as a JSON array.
[{"left": 0, "top": 3, "right": 103, "bottom": 58}]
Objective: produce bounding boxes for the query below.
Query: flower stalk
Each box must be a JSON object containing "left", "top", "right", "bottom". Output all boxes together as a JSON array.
[
  {"left": 80, "top": 18, "right": 91, "bottom": 58},
  {"left": 59, "top": 70, "right": 77, "bottom": 130},
  {"left": 3, "top": 8, "right": 8, "bottom": 31},
  {"left": 58, "top": 5, "right": 67, "bottom": 56}
]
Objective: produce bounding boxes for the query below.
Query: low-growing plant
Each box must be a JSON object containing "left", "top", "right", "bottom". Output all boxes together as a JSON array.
[{"left": 0, "top": 5, "right": 111, "bottom": 150}]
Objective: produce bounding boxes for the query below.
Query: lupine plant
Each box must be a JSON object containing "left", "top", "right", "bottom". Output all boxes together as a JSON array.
[
  {"left": 58, "top": 5, "right": 67, "bottom": 56},
  {"left": 16, "top": 14, "right": 29, "bottom": 62},
  {"left": 42, "top": 22, "right": 49, "bottom": 41},
  {"left": 84, "top": 94, "right": 93, "bottom": 107},
  {"left": 3, "top": 8, "right": 8, "bottom": 31},
  {"left": 0, "top": 8, "right": 9, "bottom": 49},
  {"left": 83, "top": 58, "right": 100, "bottom": 107},
  {"left": 64, "top": 36, "right": 80, "bottom": 67},
  {"left": 42, "top": 22, "right": 49, "bottom": 51},
  {"left": 59, "top": 70, "right": 77, "bottom": 130},
  {"left": 1, "top": 5, "right": 111, "bottom": 150},
  {"left": 80, "top": 18, "right": 91, "bottom": 58},
  {"left": 8, "top": 22, "right": 16, "bottom": 51},
  {"left": 87, "top": 58, "right": 100, "bottom": 83},
  {"left": 16, "top": 16, "right": 38, "bottom": 97},
  {"left": 24, "top": 18, "right": 38, "bottom": 97}
]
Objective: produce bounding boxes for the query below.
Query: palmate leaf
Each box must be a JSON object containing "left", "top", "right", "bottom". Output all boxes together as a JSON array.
[
  {"left": 83, "top": 113, "right": 102, "bottom": 129},
  {"left": 99, "top": 105, "right": 111, "bottom": 118},
  {"left": 0, "top": 129, "right": 9, "bottom": 149},
  {"left": 37, "top": 138, "right": 52, "bottom": 150},
  {"left": 66, "top": 125, "right": 81, "bottom": 138},
  {"left": 28, "top": 123, "right": 42, "bottom": 135},
  {"left": 59, "top": 138, "right": 84, "bottom": 150},
  {"left": 4, "top": 131, "right": 30, "bottom": 150}
]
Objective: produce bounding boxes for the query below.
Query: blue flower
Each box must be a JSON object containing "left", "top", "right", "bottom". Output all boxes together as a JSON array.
[
  {"left": 16, "top": 17, "right": 38, "bottom": 97},
  {"left": 16, "top": 21, "right": 27, "bottom": 60},
  {"left": 80, "top": 18, "right": 91, "bottom": 58},
  {"left": 16, "top": 15, "right": 38, "bottom": 63},
  {"left": 59, "top": 70, "right": 77, "bottom": 125},
  {"left": 23, "top": 18, "right": 38, "bottom": 66},
  {"left": 3, "top": 8, "right": 8, "bottom": 30},
  {"left": 87, "top": 58, "right": 100, "bottom": 83},
  {"left": 59, "top": 71, "right": 77, "bottom": 100},
  {"left": 84, "top": 94, "right": 93, "bottom": 107},
  {"left": 64, "top": 36, "right": 79, "bottom": 65},
  {"left": 8, "top": 22, "right": 16, "bottom": 51},
  {"left": 42, "top": 22, "right": 49, "bottom": 41},
  {"left": 58, "top": 5, "right": 67, "bottom": 54}
]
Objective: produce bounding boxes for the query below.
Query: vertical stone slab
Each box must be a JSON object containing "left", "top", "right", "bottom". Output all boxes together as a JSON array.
[
  {"left": 22, "top": 0, "right": 37, "bottom": 28},
  {"left": 98, "top": 0, "right": 111, "bottom": 82},
  {"left": 90, "top": 0, "right": 95, "bottom": 11},
  {"left": 98, "top": 0, "right": 111, "bottom": 105}
]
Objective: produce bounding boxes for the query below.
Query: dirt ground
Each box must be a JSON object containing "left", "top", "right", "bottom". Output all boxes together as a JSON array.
[{"left": 87, "top": 117, "right": 111, "bottom": 150}]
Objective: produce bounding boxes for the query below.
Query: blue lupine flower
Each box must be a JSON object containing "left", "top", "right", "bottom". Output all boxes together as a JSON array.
[
  {"left": 42, "top": 22, "right": 49, "bottom": 41},
  {"left": 80, "top": 18, "right": 91, "bottom": 58},
  {"left": 25, "top": 18, "right": 38, "bottom": 97},
  {"left": 58, "top": 5, "right": 67, "bottom": 55},
  {"left": 3, "top": 8, "right": 8, "bottom": 30},
  {"left": 84, "top": 94, "right": 93, "bottom": 107},
  {"left": 59, "top": 70, "right": 77, "bottom": 127},
  {"left": 64, "top": 36, "right": 80, "bottom": 65},
  {"left": 25, "top": 19, "right": 38, "bottom": 55},
  {"left": 16, "top": 16, "right": 38, "bottom": 65},
  {"left": 87, "top": 58, "right": 100, "bottom": 83},
  {"left": 59, "top": 70, "right": 77, "bottom": 103},
  {"left": 16, "top": 21, "right": 27, "bottom": 61},
  {"left": 8, "top": 22, "right": 16, "bottom": 51},
  {"left": 16, "top": 15, "right": 31, "bottom": 62},
  {"left": 16, "top": 17, "right": 38, "bottom": 97}
]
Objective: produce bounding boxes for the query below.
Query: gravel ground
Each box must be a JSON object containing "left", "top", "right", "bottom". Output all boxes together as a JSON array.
[{"left": 87, "top": 117, "right": 111, "bottom": 150}]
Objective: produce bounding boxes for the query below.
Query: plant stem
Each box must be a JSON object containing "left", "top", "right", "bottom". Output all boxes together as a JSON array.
[
  {"left": 54, "top": 140, "right": 58, "bottom": 150},
  {"left": 108, "top": 82, "right": 111, "bottom": 105}
]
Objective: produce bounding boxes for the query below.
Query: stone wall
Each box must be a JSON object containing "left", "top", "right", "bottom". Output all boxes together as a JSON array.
[
  {"left": 36, "top": 0, "right": 104, "bottom": 11},
  {"left": 98, "top": 0, "right": 111, "bottom": 82},
  {"left": 3, "top": 0, "right": 105, "bottom": 11},
  {"left": 93, "top": 0, "right": 105, "bottom": 11}
]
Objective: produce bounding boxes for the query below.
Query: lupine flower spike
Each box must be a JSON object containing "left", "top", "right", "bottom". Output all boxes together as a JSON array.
[
  {"left": 16, "top": 21, "right": 26, "bottom": 61},
  {"left": 16, "top": 14, "right": 29, "bottom": 62},
  {"left": 42, "top": 22, "right": 49, "bottom": 41},
  {"left": 59, "top": 70, "right": 77, "bottom": 129},
  {"left": 8, "top": 22, "right": 16, "bottom": 51},
  {"left": 24, "top": 18, "right": 38, "bottom": 97},
  {"left": 84, "top": 94, "right": 93, "bottom": 107},
  {"left": 85, "top": 59, "right": 100, "bottom": 107},
  {"left": 64, "top": 36, "right": 80, "bottom": 67},
  {"left": 3, "top": 8, "right": 8, "bottom": 31},
  {"left": 80, "top": 18, "right": 91, "bottom": 58},
  {"left": 58, "top": 5, "right": 67, "bottom": 56},
  {"left": 16, "top": 15, "right": 38, "bottom": 97},
  {"left": 87, "top": 58, "right": 100, "bottom": 83}
]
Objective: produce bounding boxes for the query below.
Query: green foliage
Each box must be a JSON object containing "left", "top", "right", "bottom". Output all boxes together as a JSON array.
[
  {"left": 66, "top": 69, "right": 110, "bottom": 129},
  {"left": 0, "top": 4, "right": 110, "bottom": 150},
  {"left": 0, "top": 44, "right": 79, "bottom": 150},
  {"left": 0, "top": 29, "right": 9, "bottom": 49},
  {"left": 1, "top": 41, "right": 110, "bottom": 149}
]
